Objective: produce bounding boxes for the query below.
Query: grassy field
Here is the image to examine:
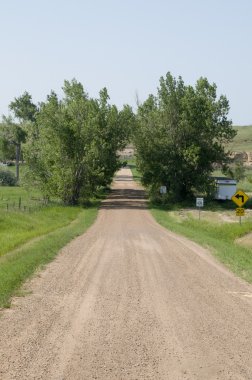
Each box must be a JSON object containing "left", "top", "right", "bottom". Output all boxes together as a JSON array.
[
  {"left": 235, "top": 169, "right": 252, "bottom": 193},
  {"left": 0, "top": 205, "right": 84, "bottom": 257},
  {"left": 0, "top": 185, "right": 45, "bottom": 211},
  {"left": 228, "top": 125, "right": 252, "bottom": 151}
]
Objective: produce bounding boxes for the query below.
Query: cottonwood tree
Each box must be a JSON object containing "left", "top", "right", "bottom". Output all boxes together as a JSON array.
[
  {"left": 0, "top": 116, "right": 27, "bottom": 181},
  {"left": 0, "top": 123, "right": 15, "bottom": 161},
  {"left": 135, "top": 72, "right": 236, "bottom": 200},
  {"left": 9, "top": 91, "right": 37, "bottom": 123},
  {"left": 26, "top": 79, "right": 134, "bottom": 204},
  {"left": 1, "top": 92, "right": 37, "bottom": 181}
]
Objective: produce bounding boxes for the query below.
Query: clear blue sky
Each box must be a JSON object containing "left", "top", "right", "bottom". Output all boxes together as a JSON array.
[{"left": 0, "top": 0, "right": 251, "bottom": 125}]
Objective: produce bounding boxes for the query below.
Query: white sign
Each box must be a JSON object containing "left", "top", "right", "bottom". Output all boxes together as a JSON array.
[
  {"left": 196, "top": 197, "right": 204, "bottom": 207},
  {"left": 160, "top": 186, "right": 167, "bottom": 194}
]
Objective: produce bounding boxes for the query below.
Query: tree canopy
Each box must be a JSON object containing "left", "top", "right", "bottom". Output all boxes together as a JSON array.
[
  {"left": 9, "top": 91, "right": 37, "bottom": 122},
  {"left": 134, "top": 72, "right": 236, "bottom": 200},
  {"left": 25, "top": 79, "right": 134, "bottom": 204},
  {"left": 0, "top": 91, "right": 37, "bottom": 180}
]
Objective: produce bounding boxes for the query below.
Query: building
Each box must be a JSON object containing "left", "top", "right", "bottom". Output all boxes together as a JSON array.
[{"left": 212, "top": 177, "right": 237, "bottom": 200}]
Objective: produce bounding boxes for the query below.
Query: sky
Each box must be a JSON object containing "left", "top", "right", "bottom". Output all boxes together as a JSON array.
[{"left": 0, "top": 0, "right": 251, "bottom": 125}]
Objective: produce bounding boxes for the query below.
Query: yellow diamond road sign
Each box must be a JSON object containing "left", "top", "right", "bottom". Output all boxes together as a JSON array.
[{"left": 231, "top": 190, "right": 249, "bottom": 207}]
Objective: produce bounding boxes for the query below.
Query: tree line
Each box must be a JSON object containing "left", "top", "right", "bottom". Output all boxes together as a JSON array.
[
  {"left": 0, "top": 73, "right": 237, "bottom": 203},
  {"left": 0, "top": 79, "right": 134, "bottom": 204}
]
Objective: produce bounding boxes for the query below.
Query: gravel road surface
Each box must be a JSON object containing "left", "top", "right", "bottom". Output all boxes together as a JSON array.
[{"left": 1, "top": 168, "right": 252, "bottom": 379}]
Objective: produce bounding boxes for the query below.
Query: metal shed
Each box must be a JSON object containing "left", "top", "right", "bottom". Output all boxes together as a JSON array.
[{"left": 212, "top": 177, "right": 237, "bottom": 200}]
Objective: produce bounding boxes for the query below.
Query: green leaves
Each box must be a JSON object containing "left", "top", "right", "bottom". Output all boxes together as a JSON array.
[
  {"left": 135, "top": 72, "right": 236, "bottom": 200},
  {"left": 25, "top": 79, "right": 134, "bottom": 204},
  {"left": 9, "top": 91, "right": 37, "bottom": 123}
]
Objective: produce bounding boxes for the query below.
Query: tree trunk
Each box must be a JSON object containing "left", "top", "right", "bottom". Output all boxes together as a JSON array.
[{"left": 15, "top": 143, "right": 21, "bottom": 182}]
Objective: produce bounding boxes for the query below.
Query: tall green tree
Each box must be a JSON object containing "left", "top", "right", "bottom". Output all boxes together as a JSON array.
[
  {"left": 135, "top": 72, "right": 236, "bottom": 200},
  {"left": 0, "top": 122, "right": 15, "bottom": 161},
  {"left": 1, "top": 92, "right": 37, "bottom": 181},
  {"left": 26, "top": 79, "right": 134, "bottom": 204},
  {"left": 0, "top": 116, "right": 27, "bottom": 180},
  {"left": 9, "top": 91, "right": 37, "bottom": 123}
]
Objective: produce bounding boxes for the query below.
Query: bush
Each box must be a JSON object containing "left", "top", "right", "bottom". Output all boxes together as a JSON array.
[{"left": 0, "top": 170, "right": 17, "bottom": 186}]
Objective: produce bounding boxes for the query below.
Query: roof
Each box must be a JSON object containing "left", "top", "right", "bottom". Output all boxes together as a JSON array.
[{"left": 211, "top": 176, "right": 237, "bottom": 184}]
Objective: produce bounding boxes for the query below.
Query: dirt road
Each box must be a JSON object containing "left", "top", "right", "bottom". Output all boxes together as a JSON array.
[{"left": 1, "top": 168, "right": 252, "bottom": 379}]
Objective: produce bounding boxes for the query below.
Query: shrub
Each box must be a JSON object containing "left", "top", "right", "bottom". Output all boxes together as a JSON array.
[{"left": 0, "top": 170, "right": 17, "bottom": 186}]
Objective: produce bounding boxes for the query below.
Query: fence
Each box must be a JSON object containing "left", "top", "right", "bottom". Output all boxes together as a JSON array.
[{"left": 0, "top": 195, "right": 49, "bottom": 213}]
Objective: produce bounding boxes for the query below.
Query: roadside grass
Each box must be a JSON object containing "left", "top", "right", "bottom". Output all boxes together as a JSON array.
[
  {"left": 0, "top": 205, "right": 98, "bottom": 308},
  {"left": 130, "top": 157, "right": 252, "bottom": 283},
  {"left": 0, "top": 184, "right": 88, "bottom": 257},
  {"left": 125, "top": 139, "right": 252, "bottom": 283},
  {"left": 0, "top": 182, "right": 103, "bottom": 308},
  {"left": 0, "top": 206, "right": 84, "bottom": 257},
  {"left": 150, "top": 203, "right": 252, "bottom": 284}
]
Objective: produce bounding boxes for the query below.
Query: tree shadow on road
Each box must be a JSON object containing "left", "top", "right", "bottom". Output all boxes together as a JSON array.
[{"left": 100, "top": 188, "right": 148, "bottom": 210}]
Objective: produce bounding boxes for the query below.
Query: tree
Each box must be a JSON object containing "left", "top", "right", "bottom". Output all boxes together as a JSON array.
[
  {"left": 26, "top": 79, "right": 134, "bottom": 204},
  {"left": 224, "top": 161, "right": 246, "bottom": 182},
  {"left": 9, "top": 91, "right": 37, "bottom": 123},
  {"left": 0, "top": 116, "right": 27, "bottom": 181},
  {"left": 135, "top": 72, "right": 236, "bottom": 200},
  {"left": 0, "top": 123, "right": 15, "bottom": 161},
  {"left": 1, "top": 92, "right": 37, "bottom": 181},
  {"left": 87, "top": 88, "right": 135, "bottom": 190}
]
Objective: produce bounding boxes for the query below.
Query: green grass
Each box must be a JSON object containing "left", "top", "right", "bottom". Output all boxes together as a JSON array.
[
  {"left": 129, "top": 153, "right": 252, "bottom": 283},
  {"left": 150, "top": 204, "right": 252, "bottom": 284},
  {"left": 239, "top": 173, "right": 252, "bottom": 193},
  {"left": 0, "top": 185, "right": 45, "bottom": 211},
  {"left": 228, "top": 125, "right": 252, "bottom": 151},
  {"left": 0, "top": 183, "right": 102, "bottom": 308},
  {"left": 126, "top": 139, "right": 252, "bottom": 284},
  {"left": 0, "top": 206, "right": 84, "bottom": 257},
  {"left": 1, "top": 163, "right": 26, "bottom": 183},
  {"left": 0, "top": 205, "right": 98, "bottom": 308},
  {"left": 0, "top": 185, "right": 84, "bottom": 256}
]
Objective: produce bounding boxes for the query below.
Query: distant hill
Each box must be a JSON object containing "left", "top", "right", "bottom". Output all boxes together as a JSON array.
[{"left": 228, "top": 125, "right": 252, "bottom": 152}]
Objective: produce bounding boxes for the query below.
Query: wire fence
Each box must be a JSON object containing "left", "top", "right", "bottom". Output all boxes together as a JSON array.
[{"left": 0, "top": 195, "right": 49, "bottom": 213}]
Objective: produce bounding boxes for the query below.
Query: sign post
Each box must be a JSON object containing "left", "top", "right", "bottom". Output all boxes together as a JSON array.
[
  {"left": 231, "top": 190, "right": 249, "bottom": 224},
  {"left": 236, "top": 208, "right": 245, "bottom": 225},
  {"left": 196, "top": 197, "right": 204, "bottom": 220}
]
